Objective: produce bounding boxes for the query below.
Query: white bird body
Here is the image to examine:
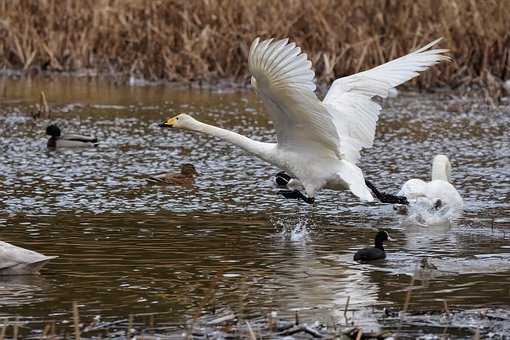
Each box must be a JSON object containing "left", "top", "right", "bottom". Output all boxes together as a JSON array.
[
  {"left": 398, "top": 155, "right": 463, "bottom": 218},
  {"left": 0, "top": 241, "right": 56, "bottom": 275},
  {"left": 161, "top": 37, "right": 448, "bottom": 202}
]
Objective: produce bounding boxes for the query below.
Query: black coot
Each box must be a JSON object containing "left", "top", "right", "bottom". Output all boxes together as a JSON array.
[{"left": 354, "top": 230, "right": 392, "bottom": 262}]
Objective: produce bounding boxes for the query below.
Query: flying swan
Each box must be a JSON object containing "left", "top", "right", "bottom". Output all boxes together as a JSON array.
[{"left": 160, "top": 38, "right": 448, "bottom": 203}]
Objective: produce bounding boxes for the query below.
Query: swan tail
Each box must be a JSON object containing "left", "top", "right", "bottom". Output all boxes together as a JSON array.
[{"left": 337, "top": 161, "right": 374, "bottom": 202}]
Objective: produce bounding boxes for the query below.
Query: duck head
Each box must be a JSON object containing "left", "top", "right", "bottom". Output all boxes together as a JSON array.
[
  {"left": 46, "top": 124, "right": 61, "bottom": 137},
  {"left": 181, "top": 163, "right": 198, "bottom": 177}
]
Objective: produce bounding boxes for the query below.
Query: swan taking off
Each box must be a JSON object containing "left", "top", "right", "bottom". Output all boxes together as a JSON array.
[
  {"left": 398, "top": 154, "right": 463, "bottom": 220},
  {"left": 161, "top": 38, "right": 448, "bottom": 203}
]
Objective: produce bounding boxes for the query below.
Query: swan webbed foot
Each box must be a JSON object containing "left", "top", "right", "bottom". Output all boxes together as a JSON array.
[
  {"left": 365, "top": 179, "right": 409, "bottom": 205},
  {"left": 278, "top": 189, "right": 315, "bottom": 204}
]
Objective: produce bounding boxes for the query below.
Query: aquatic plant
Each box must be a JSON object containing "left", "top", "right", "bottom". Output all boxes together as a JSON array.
[{"left": 0, "top": 0, "right": 509, "bottom": 89}]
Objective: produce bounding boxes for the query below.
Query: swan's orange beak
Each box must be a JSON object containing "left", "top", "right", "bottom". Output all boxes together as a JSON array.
[{"left": 159, "top": 116, "right": 177, "bottom": 128}]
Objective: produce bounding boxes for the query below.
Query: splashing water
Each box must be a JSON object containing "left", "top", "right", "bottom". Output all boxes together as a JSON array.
[
  {"left": 269, "top": 213, "right": 314, "bottom": 242},
  {"left": 403, "top": 197, "right": 462, "bottom": 226}
]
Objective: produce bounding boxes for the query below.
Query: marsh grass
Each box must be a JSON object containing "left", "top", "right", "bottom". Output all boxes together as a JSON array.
[{"left": 0, "top": 0, "right": 509, "bottom": 88}]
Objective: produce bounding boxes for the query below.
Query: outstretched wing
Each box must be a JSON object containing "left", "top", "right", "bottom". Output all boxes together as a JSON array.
[
  {"left": 323, "top": 39, "right": 449, "bottom": 163},
  {"left": 249, "top": 38, "right": 340, "bottom": 155}
]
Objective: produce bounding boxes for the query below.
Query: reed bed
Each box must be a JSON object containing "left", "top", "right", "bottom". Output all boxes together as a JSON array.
[{"left": 0, "top": 0, "right": 509, "bottom": 89}]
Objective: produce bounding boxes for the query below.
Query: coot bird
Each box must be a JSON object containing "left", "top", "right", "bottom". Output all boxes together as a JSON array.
[{"left": 354, "top": 230, "right": 392, "bottom": 262}]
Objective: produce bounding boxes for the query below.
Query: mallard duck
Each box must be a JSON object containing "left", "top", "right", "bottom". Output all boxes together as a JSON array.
[
  {"left": 147, "top": 164, "right": 198, "bottom": 186},
  {"left": 0, "top": 241, "right": 57, "bottom": 275},
  {"left": 46, "top": 124, "right": 98, "bottom": 148},
  {"left": 354, "top": 230, "right": 393, "bottom": 262}
]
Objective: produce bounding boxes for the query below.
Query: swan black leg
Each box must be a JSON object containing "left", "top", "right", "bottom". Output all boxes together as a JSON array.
[
  {"left": 278, "top": 190, "right": 315, "bottom": 204},
  {"left": 365, "top": 179, "right": 409, "bottom": 205}
]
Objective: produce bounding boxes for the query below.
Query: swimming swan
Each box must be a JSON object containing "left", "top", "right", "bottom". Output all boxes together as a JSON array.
[
  {"left": 160, "top": 38, "right": 448, "bottom": 204},
  {"left": 398, "top": 154, "right": 463, "bottom": 214},
  {"left": 0, "top": 241, "right": 57, "bottom": 275}
]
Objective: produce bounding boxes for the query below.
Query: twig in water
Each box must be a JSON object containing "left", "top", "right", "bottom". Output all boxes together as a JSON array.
[
  {"left": 0, "top": 318, "right": 6, "bottom": 340},
  {"left": 403, "top": 276, "right": 416, "bottom": 313},
  {"left": 295, "top": 311, "right": 299, "bottom": 325},
  {"left": 473, "top": 327, "right": 480, "bottom": 340},
  {"left": 40, "top": 90, "right": 50, "bottom": 116},
  {"left": 443, "top": 300, "right": 450, "bottom": 314},
  {"left": 13, "top": 317, "right": 18, "bottom": 340},
  {"left": 128, "top": 314, "right": 133, "bottom": 336},
  {"left": 73, "top": 302, "right": 81, "bottom": 340},
  {"left": 344, "top": 296, "right": 351, "bottom": 317},
  {"left": 245, "top": 321, "right": 256, "bottom": 340},
  {"left": 355, "top": 328, "right": 363, "bottom": 340}
]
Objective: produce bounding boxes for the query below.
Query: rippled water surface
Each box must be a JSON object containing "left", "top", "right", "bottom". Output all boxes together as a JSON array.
[{"left": 0, "top": 77, "right": 509, "bottom": 337}]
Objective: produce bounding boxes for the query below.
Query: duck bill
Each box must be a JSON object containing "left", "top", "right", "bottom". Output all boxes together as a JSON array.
[{"left": 159, "top": 117, "right": 177, "bottom": 128}]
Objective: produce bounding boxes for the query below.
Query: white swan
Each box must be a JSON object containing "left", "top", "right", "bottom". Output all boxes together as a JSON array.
[
  {"left": 398, "top": 154, "right": 463, "bottom": 218},
  {"left": 161, "top": 38, "right": 448, "bottom": 203},
  {"left": 0, "top": 241, "right": 57, "bottom": 275}
]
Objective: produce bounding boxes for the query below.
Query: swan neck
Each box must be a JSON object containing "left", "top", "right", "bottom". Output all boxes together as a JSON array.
[
  {"left": 431, "top": 158, "right": 449, "bottom": 182},
  {"left": 191, "top": 120, "right": 272, "bottom": 159}
]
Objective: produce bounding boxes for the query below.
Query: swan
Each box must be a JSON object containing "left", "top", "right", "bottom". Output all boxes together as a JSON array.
[
  {"left": 160, "top": 38, "right": 448, "bottom": 203},
  {"left": 0, "top": 241, "right": 57, "bottom": 275},
  {"left": 46, "top": 124, "right": 98, "bottom": 148},
  {"left": 397, "top": 154, "right": 463, "bottom": 216}
]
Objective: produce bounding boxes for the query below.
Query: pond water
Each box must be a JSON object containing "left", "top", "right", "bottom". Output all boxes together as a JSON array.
[{"left": 0, "top": 77, "right": 509, "bottom": 338}]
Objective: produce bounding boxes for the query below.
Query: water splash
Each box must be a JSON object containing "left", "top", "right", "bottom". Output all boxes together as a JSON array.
[
  {"left": 402, "top": 197, "right": 462, "bottom": 226},
  {"left": 269, "top": 213, "right": 315, "bottom": 242}
]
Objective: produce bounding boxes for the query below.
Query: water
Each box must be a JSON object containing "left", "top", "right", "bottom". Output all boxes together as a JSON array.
[{"left": 0, "top": 77, "right": 509, "bottom": 337}]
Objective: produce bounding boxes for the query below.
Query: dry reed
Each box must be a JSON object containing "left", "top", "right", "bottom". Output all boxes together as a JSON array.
[{"left": 0, "top": 0, "right": 509, "bottom": 88}]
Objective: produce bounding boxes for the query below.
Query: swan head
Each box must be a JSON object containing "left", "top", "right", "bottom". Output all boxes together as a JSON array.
[
  {"left": 160, "top": 113, "right": 200, "bottom": 130},
  {"left": 431, "top": 154, "right": 452, "bottom": 182}
]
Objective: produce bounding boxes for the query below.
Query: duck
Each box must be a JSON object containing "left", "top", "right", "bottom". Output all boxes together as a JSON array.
[
  {"left": 46, "top": 124, "right": 98, "bottom": 148},
  {"left": 397, "top": 154, "right": 463, "bottom": 214},
  {"left": 353, "top": 230, "right": 392, "bottom": 262},
  {"left": 160, "top": 37, "right": 448, "bottom": 204},
  {"left": 0, "top": 241, "right": 57, "bottom": 275},
  {"left": 146, "top": 163, "right": 198, "bottom": 186}
]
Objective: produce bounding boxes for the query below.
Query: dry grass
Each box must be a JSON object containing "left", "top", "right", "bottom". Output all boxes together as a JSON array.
[{"left": 0, "top": 0, "right": 509, "bottom": 88}]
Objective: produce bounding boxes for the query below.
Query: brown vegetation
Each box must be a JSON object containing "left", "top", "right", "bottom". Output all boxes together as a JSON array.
[{"left": 0, "top": 0, "right": 509, "bottom": 88}]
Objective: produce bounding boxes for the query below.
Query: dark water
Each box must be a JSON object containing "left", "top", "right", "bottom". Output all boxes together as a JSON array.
[{"left": 0, "top": 77, "right": 509, "bottom": 337}]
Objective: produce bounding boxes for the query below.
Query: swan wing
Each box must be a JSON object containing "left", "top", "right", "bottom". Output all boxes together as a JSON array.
[
  {"left": 323, "top": 39, "right": 449, "bottom": 163},
  {"left": 249, "top": 38, "right": 340, "bottom": 154}
]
